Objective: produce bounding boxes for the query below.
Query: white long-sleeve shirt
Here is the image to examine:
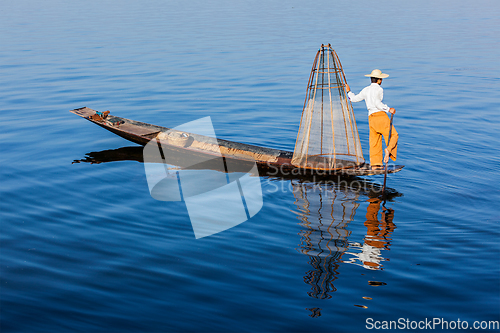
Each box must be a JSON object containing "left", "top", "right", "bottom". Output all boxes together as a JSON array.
[{"left": 347, "top": 83, "right": 390, "bottom": 116}]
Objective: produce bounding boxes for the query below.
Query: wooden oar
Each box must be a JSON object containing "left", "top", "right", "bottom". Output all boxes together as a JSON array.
[{"left": 382, "top": 112, "right": 395, "bottom": 202}]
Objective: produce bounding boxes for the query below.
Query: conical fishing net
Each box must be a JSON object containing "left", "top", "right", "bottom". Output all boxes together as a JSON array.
[{"left": 292, "top": 44, "right": 364, "bottom": 170}]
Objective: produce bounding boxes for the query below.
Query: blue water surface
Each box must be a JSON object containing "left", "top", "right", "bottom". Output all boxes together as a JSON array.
[{"left": 1, "top": 0, "right": 499, "bottom": 332}]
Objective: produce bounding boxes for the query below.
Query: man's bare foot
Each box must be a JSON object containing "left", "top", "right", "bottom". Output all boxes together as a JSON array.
[
  {"left": 384, "top": 148, "right": 390, "bottom": 164},
  {"left": 371, "top": 165, "right": 384, "bottom": 170}
]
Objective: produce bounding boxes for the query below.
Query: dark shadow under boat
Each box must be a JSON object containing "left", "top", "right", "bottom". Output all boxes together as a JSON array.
[{"left": 73, "top": 145, "right": 403, "bottom": 201}]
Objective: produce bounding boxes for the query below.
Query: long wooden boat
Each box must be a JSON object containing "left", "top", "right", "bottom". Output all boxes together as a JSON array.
[{"left": 70, "top": 107, "right": 404, "bottom": 176}]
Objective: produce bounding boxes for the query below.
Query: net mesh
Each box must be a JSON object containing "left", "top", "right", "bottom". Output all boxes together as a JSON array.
[{"left": 292, "top": 45, "right": 364, "bottom": 170}]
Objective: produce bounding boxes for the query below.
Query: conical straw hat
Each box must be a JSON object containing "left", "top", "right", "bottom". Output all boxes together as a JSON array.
[{"left": 365, "top": 69, "right": 389, "bottom": 79}]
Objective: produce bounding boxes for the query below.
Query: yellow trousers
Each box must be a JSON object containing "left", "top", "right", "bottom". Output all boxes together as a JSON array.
[{"left": 368, "top": 111, "right": 398, "bottom": 166}]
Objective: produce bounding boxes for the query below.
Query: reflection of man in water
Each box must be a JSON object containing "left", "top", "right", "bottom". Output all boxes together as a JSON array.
[{"left": 349, "top": 198, "right": 396, "bottom": 270}]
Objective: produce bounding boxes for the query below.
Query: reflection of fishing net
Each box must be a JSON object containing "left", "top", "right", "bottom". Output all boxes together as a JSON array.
[
  {"left": 292, "top": 44, "right": 364, "bottom": 170},
  {"left": 292, "top": 181, "right": 361, "bottom": 299}
]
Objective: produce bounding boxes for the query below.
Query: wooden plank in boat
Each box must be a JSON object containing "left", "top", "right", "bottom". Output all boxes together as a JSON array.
[
  {"left": 70, "top": 107, "right": 95, "bottom": 118},
  {"left": 116, "top": 122, "right": 161, "bottom": 136},
  {"left": 342, "top": 164, "right": 405, "bottom": 176}
]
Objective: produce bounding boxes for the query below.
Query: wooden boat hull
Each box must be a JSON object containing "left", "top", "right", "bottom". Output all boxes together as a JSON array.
[{"left": 70, "top": 107, "right": 404, "bottom": 176}]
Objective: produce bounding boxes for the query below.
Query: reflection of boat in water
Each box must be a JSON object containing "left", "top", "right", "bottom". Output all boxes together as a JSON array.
[
  {"left": 75, "top": 145, "right": 399, "bottom": 291},
  {"left": 292, "top": 180, "right": 397, "bottom": 299}
]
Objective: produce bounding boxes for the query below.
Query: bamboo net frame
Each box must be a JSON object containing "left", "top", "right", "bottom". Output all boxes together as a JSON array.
[{"left": 292, "top": 44, "right": 364, "bottom": 170}]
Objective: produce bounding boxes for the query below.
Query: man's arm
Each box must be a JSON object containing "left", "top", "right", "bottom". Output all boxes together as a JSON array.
[{"left": 345, "top": 84, "right": 365, "bottom": 103}]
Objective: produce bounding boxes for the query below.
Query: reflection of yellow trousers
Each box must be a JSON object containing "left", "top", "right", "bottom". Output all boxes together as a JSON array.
[{"left": 368, "top": 112, "right": 398, "bottom": 166}]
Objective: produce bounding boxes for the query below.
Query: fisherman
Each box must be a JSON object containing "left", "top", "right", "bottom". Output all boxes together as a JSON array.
[{"left": 345, "top": 69, "right": 398, "bottom": 170}]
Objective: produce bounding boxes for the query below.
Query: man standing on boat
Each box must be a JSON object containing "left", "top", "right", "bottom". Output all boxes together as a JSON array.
[{"left": 345, "top": 69, "right": 398, "bottom": 169}]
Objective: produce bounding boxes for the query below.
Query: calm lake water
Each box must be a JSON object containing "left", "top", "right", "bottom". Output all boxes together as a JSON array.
[{"left": 1, "top": 0, "right": 499, "bottom": 332}]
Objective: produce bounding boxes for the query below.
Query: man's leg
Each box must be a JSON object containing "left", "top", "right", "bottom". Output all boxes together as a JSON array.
[
  {"left": 383, "top": 123, "right": 398, "bottom": 162},
  {"left": 369, "top": 116, "right": 384, "bottom": 167},
  {"left": 371, "top": 112, "right": 398, "bottom": 164}
]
